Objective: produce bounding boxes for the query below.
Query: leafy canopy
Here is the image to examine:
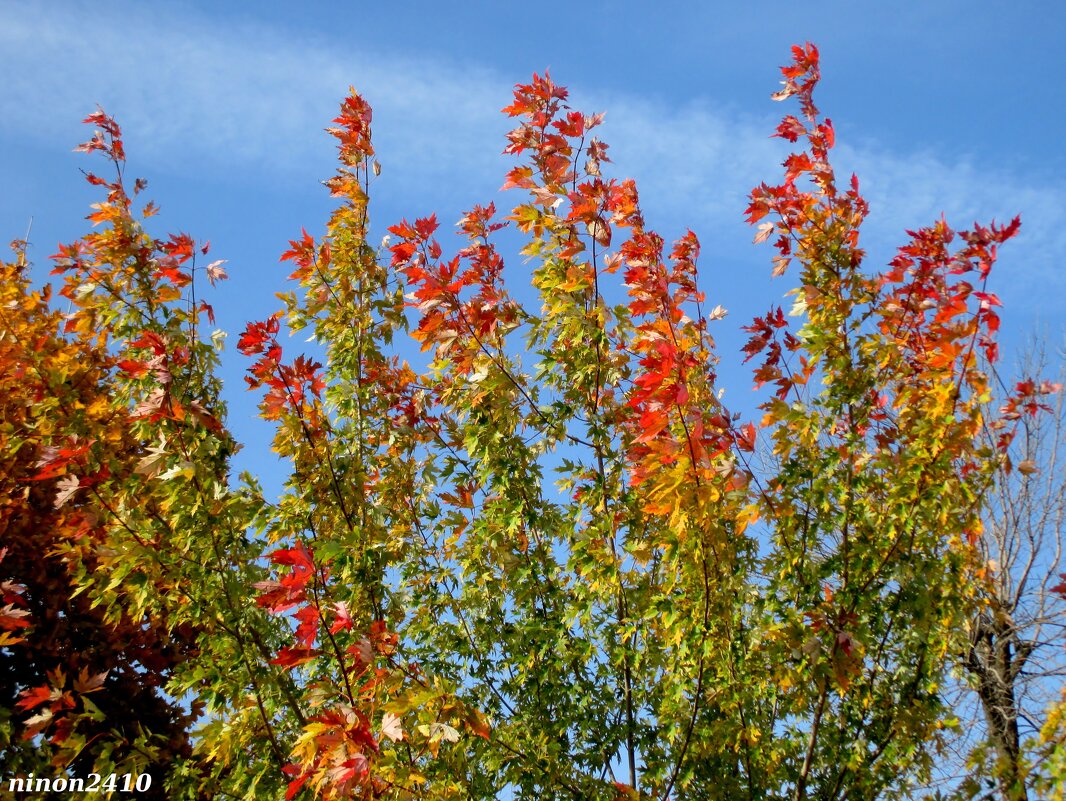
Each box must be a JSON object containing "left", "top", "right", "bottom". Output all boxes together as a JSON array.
[{"left": 2, "top": 43, "right": 1061, "bottom": 801}]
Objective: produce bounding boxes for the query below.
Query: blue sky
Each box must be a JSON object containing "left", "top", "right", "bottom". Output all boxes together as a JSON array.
[{"left": 3, "top": 1, "right": 1064, "bottom": 485}]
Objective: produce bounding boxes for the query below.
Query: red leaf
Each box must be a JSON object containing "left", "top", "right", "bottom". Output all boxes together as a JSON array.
[
  {"left": 116, "top": 359, "right": 149, "bottom": 378},
  {"left": 736, "top": 422, "right": 757, "bottom": 453},
  {"left": 16, "top": 685, "right": 53, "bottom": 712},
  {"left": 238, "top": 315, "right": 281, "bottom": 356},
  {"left": 271, "top": 646, "right": 319, "bottom": 669},
  {"left": 0, "top": 604, "right": 30, "bottom": 632},
  {"left": 293, "top": 605, "right": 320, "bottom": 649},
  {"left": 1051, "top": 574, "right": 1066, "bottom": 599},
  {"left": 285, "top": 773, "right": 310, "bottom": 801},
  {"left": 414, "top": 214, "right": 439, "bottom": 240},
  {"left": 774, "top": 115, "right": 806, "bottom": 142},
  {"left": 330, "top": 600, "right": 354, "bottom": 634},
  {"left": 270, "top": 542, "right": 315, "bottom": 573}
]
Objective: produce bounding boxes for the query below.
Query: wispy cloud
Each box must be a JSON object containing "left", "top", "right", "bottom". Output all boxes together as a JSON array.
[
  {"left": 583, "top": 93, "right": 1066, "bottom": 307},
  {"left": 4, "top": 1, "right": 1063, "bottom": 315},
  {"left": 0, "top": 4, "right": 507, "bottom": 183}
]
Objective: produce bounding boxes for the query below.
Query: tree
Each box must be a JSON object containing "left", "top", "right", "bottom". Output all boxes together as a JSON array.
[
  {"left": 2, "top": 114, "right": 301, "bottom": 798},
  {"left": 3, "top": 44, "right": 1060, "bottom": 800},
  {"left": 0, "top": 240, "right": 198, "bottom": 795},
  {"left": 937, "top": 338, "right": 1066, "bottom": 801}
]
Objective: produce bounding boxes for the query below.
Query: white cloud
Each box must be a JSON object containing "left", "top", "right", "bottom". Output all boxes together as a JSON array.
[
  {"left": 0, "top": 3, "right": 507, "bottom": 184},
  {"left": 581, "top": 94, "right": 1065, "bottom": 304},
  {"left": 833, "top": 139, "right": 1066, "bottom": 281}
]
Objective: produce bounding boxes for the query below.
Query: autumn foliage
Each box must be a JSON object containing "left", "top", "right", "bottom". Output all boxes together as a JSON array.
[{"left": 2, "top": 44, "right": 1063, "bottom": 800}]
